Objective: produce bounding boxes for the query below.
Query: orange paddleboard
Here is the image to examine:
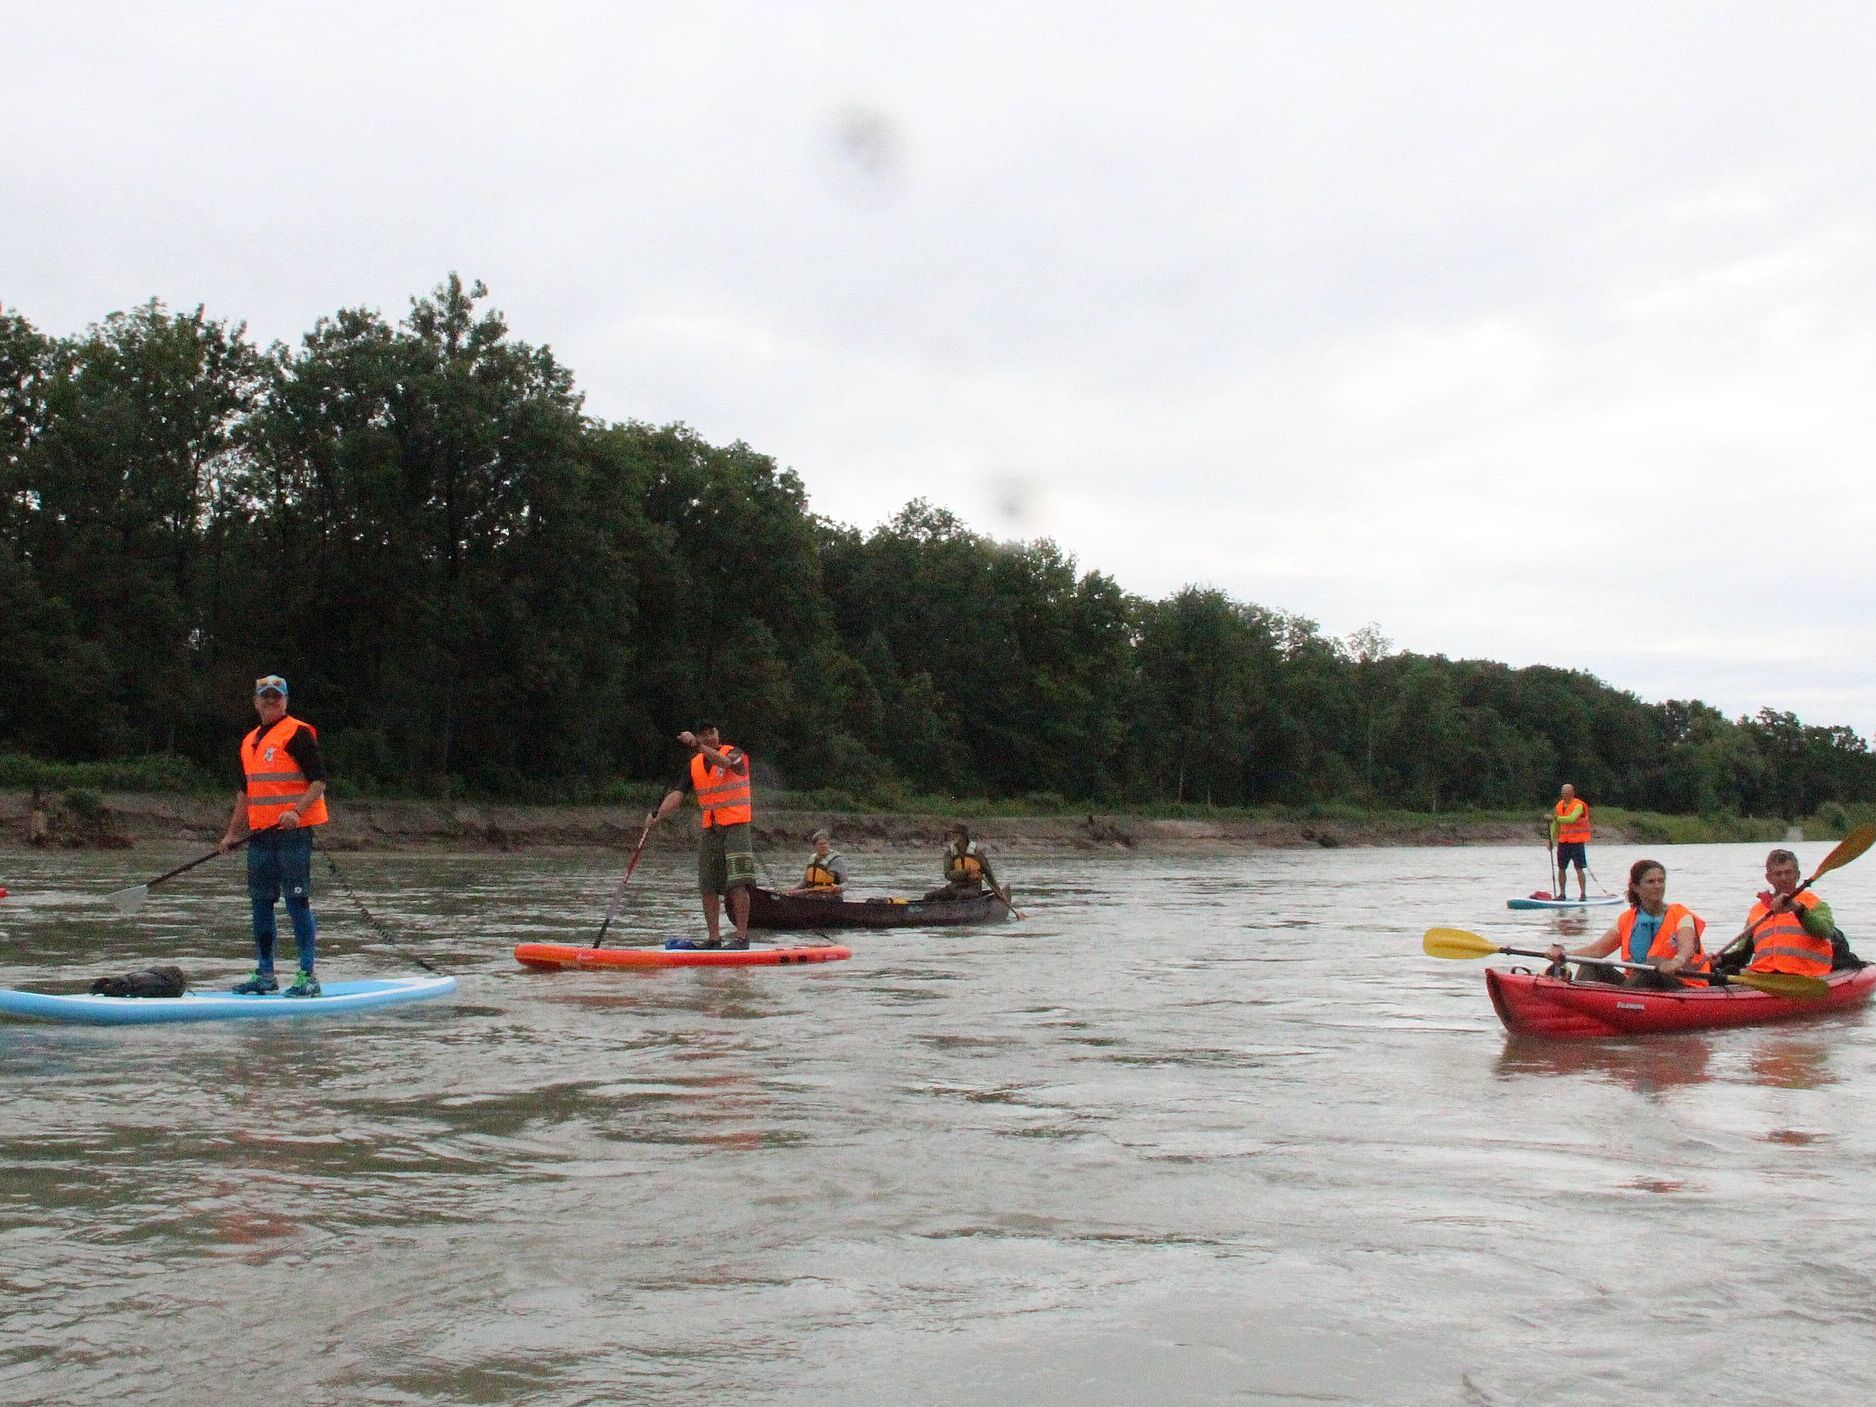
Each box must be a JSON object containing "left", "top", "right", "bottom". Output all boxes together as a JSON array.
[{"left": 514, "top": 941, "right": 851, "bottom": 970}]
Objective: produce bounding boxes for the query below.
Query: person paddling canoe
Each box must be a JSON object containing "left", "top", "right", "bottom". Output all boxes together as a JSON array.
[
  {"left": 783, "top": 829, "right": 846, "bottom": 898},
  {"left": 1545, "top": 858, "right": 1709, "bottom": 989},
  {"left": 925, "top": 823, "right": 989, "bottom": 901}
]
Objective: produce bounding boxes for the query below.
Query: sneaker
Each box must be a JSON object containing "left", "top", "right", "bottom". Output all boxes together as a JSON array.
[
  {"left": 282, "top": 970, "right": 322, "bottom": 998},
  {"left": 720, "top": 936, "right": 750, "bottom": 950},
  {"left": 231, "top": 971, "right": 278, "bottom": 995}
]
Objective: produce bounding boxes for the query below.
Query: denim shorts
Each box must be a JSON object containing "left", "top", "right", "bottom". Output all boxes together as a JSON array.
[{"left": 248, "top": 827, "right": 315, "bottom": 905}]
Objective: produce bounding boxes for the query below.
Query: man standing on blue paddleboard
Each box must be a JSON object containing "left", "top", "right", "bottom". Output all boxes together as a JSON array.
[
  {"left": 1550, "top": 783, "right": 1591, "bottom": 902},
  {"left": 219, "top": 675, "right": 328, "bottom": 996}
]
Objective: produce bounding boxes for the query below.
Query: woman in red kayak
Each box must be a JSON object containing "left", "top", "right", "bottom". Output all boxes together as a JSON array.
[{"left": 1545, "top": 859, "right": 1710, "bottom": 988}]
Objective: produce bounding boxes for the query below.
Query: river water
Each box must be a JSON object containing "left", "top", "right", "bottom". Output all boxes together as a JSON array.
[{"left": 2, "top": 839, "right": 1873, "bottom": 1406}]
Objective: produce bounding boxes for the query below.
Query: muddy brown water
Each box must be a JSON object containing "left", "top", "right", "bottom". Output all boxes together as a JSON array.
[{"left": 2, "top": 841, "right": 1874, "bottom": 1405}]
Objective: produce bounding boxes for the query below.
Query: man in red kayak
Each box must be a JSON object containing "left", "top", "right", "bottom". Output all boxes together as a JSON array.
[
  {"left": 1545, "top": 859, "right": 1707, "bottom": 988},
  {"left": 1718, "top": 848, "right": 1841, "bottom": 978}
]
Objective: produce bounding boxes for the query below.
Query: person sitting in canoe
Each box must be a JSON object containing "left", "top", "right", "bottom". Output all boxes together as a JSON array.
[
  {"left": 925, "top": 823, "right": 992, "bottom": 902},
  {"left": 782, "top": 829, "right": 846, "bottom": 898},
  {"left": 1717, "top": 847, "right": 1846, "bottom": 978},
  {"left": 1545, "top": 859, "right": 1709, "bottom": 988}
]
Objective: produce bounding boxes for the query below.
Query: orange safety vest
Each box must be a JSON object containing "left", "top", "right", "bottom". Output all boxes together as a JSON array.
[
  {"left": 945, "top": 841, "right": 985, "bottom": 886},
  {"left": 803, "top": 853, "right": 841, "bottom": 890},
  {"left": 1746, "top": 890, "right": 1832, "bottom": 977},
  {"left": 1616, "top": 902, "right": 1709, "bottom": 973},
  {"left": 1553, "top": 799, "right": 1591, "bottom": 844},
  {"left": 690, "top": 744, "right": 752, "bottom": 829},
  {"left": 241, "top": 716, "right": 329, "bottom": 831}
]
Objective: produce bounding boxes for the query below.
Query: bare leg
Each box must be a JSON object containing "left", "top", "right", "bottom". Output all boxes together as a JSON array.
[
  {"left": 728, "top": 884, "right": 751, "bottom": 941},
  {"left": 701, "top": 892, "right": 722, "bottom": 943}
]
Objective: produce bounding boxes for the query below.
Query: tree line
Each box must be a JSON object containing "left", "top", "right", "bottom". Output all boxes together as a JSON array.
[{"left": 4, "top": 277, "right": 1872, "bottom": 819}]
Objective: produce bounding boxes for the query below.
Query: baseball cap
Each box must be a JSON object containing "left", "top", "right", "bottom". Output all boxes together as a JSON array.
[{"left": 254, "top": 675, "right": 289, "bottom": 696}]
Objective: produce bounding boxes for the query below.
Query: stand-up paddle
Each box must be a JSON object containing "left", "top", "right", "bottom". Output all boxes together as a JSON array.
[
  {"left": 107, "top": 826, "right": 278, "bottom": 912},
  {"left": 1422, "top": 927, "right": 1830, "bottom": 1000},
  {"left": 1718, "top": 823, "right": 1876, "bottom": 960},
  {"left": 591, "top": 817, "right": 655, "bottom": 948}
]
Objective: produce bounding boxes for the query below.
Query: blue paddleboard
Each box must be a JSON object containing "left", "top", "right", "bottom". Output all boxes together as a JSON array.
[
  {"left": 1506, "top": 896, "right": 1623, "bottom": 911},
  {"left": 0, "top": 975, "right": 457, "bottom": 1025}
]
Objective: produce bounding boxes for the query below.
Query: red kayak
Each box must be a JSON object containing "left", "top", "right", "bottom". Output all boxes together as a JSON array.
[
  {"left": 1486, "top": 965, "right": 1876, "bottom": 1040},
  {"left": 514, "top": 941, "right": 851, "bottom": 970}
]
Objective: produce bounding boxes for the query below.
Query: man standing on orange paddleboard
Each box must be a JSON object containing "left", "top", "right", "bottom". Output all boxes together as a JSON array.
[{"left": 648, "top": 723, "right": 756, "bottom": 950}]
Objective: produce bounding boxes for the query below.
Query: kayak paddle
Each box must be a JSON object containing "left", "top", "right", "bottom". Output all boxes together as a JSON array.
[
  {"left": 1718, "top": 822, "right": 1876, "bottom": 959},
  {"left": 1422, "top": 927, "right": 1830, "bottom": 1000},
  {"left": 591, "top": 816, "right": 655, "bottom": 948},
  {"left": 107, "top": 826, "right": 276, "bottom": 912}
]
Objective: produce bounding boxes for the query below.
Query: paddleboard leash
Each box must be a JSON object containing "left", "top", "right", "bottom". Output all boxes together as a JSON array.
[{"left": 322, "top": 851, "right": 443, "bottom": 974}]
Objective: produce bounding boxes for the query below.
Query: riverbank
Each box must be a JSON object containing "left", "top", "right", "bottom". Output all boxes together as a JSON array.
[{"left": 0, "top": 790, "right": 1812, "bottom": 856}]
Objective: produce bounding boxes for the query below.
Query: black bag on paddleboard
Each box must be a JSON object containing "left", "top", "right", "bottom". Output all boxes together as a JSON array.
[{"left": 89, "top": 966, "right": 188, "bottom": 998}]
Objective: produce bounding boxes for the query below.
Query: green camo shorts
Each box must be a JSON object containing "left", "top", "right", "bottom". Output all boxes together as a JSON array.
[{"left": 698, "top": 822, "right": 757, "bottom": 895}]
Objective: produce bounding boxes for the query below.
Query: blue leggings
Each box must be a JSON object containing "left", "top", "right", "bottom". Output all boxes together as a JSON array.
[{"left": 248, "top": 829, "right": 319, "bottom": 973}]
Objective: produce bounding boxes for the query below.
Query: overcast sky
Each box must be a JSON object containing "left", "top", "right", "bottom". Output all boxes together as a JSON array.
[{"left": 9, "top": 3, "right": 1876, "bottom": 732}]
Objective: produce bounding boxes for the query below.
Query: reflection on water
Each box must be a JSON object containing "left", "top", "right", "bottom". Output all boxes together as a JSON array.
[
  {"left": 3, "top": 840, "right": 1876, "bottom": 1405},
  {"left": 1748, "top": 1037, "right": 1839, "bottom": 1090},
  {"left": 1495, "top": 1032, "right": 1715, "bottom": 1094}
]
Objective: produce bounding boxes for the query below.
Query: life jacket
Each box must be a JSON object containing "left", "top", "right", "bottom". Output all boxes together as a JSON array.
[
  {"left": 242, "top": 716, "right": 329, "bottom": 831},
  {"left": 1553, "top": 799, "right": 1591, "bottom": 844},
  {"left": 690, "top": 744, "right": 752, "bottom": 829},
  {"left": 944, "top": 840, "right": 985, "bottom": 886},
  {"left": 802, "top": 852, "right": 842, "bottom": 890},
  {"left": 1616, "top": 902, "right": 1709, "bottom": 973},
  {"left": 1746, "top": 890, "right": 1833, "bottom": 977}
]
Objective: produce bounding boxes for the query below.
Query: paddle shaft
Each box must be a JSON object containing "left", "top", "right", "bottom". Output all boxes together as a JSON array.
[
  {"left": 1492, "top": 941, "right": 1737, "bottom": 986},
  {"left": 592, "top": 818, "right": 655, "bottom": 948},
  {"left": 147, "top": 831, "right": 262, "bottom": 888},
  {"left": 980, "top": 858, "right": 1025, "bottom": 921},
  {"left": 111, "top": 825, "right": 279, "bottom": 907}
]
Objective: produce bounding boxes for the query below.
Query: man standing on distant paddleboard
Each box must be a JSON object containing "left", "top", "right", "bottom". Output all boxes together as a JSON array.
[
  {"left": 1549, "top": 783, "right": 1591, "bottom": 901},
  {"left": 648, "top": 723, "right": 755, "bottom": 949},
  {"left": 219, "top": 675, "right": 328, "bottom": 996}
]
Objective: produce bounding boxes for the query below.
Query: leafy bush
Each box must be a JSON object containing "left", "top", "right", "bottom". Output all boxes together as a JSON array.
[{"left": 0, "top": 752, "right": 216, "bottom": 793}]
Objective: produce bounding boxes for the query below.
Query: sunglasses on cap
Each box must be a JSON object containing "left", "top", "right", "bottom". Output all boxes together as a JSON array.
[{"left": 254, "top": 675, "right": 288, "bottom": 696}]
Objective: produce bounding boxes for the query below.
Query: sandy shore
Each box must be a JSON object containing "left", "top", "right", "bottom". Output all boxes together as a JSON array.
[{"left": 0, "top": 789, "right": 1550, "bottom": 855}]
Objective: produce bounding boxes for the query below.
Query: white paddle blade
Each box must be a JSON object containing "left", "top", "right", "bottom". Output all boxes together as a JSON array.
[{"left": 107, "top": 884, "right": 150, "bottom": 912}]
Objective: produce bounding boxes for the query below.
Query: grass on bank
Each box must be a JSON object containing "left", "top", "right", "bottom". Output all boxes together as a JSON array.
[{"left": 0, "top": 752, "right": 1857, "bottom": 845}]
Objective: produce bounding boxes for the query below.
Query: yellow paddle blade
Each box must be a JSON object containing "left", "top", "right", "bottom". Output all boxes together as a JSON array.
[
  {"left": 1726, "top": 970, "right": 1832, "bottom": 1001},
  {"left": 1423, "top": 927, "right": 1500, "bottom": 960},
  {"left": 1814, "top": 823, "right": 1876, "bottom": 882}
]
